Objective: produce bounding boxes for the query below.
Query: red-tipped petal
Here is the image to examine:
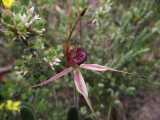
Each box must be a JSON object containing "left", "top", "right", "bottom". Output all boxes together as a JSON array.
[
  {"left": 73, "top": 69, "right": 93, "bottom": 112},
  {"left": 80, "top": 64, "right": 130, "bottom": 74},
  {"left": 32, "top": 67, "right": 73, "bottom": 88}
]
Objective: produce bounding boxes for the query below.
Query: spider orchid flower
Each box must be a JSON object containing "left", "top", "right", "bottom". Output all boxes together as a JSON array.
[{"left": 32, "top": 48, "right": 129, "bottom": 112}]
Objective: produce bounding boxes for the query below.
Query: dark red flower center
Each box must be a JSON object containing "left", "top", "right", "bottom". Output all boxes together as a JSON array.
[{"left": 67, "top": 48, "right": 87, "bottom": 65}]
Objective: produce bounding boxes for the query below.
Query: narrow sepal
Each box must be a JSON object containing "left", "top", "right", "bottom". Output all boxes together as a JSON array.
[
  {"left": 32, "top": 67, "right": 73, "bottom": 88},
  {"left": 80, "top": 64, "right": 131, "bottom": 74},
  {"left": 73, "top": 69, "right": 94, "bottom": 112}
]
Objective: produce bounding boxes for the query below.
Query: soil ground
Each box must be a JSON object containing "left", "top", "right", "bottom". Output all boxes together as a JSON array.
[{"left": 121, "top": 89, "right": 160, "bottom": 120}]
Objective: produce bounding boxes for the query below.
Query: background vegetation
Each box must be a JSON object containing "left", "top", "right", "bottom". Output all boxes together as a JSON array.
[{"left": 0, "top": 0, "right": 159, "bottom": 120}]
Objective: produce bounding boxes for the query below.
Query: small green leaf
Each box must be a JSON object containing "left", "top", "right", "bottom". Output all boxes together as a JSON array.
[{"left": 20, "top": 104, "right": 36, "bottom": 120}]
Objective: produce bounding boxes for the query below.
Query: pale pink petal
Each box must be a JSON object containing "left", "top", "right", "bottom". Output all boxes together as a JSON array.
[
  {"left": 80, "top": 64, "right": 130, "bottom": 74},
  {"left": 0, "top": 63, "right": 14, "bottom": 73},
  {"left": 73, "top": 69, "right": 94, "bottom": 112},
  {"left": 32, "top": 67, "right": 73, "bottom": 88},
  {"left": 73, "top": 69, "right": 88, "bottom": 97},
  {"left": 80, "top": 64, "right": 107, "bottom": 72}
]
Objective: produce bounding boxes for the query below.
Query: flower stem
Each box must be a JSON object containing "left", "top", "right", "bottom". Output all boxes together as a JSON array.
[
  {"left": 66, "top": 7, "right": 87, "bottom": 43},
  {"left": 107, "top": 103, "right": 113, "bottom": 120}
]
